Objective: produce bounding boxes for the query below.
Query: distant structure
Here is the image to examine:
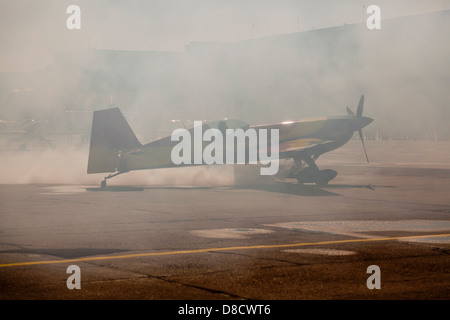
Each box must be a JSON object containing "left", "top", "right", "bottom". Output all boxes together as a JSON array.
[{"left": 1, "top": 10, "right": 449, "bottom": 141}]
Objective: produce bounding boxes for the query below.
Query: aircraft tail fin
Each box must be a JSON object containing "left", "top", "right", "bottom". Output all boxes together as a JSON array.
[{"left": 87, "top": 108, "right": 142, "bottom": 174}]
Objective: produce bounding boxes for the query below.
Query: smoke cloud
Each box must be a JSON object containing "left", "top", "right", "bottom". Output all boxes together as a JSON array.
[{"left": 0, "top": 1, "right": 448, "bottom": 185}]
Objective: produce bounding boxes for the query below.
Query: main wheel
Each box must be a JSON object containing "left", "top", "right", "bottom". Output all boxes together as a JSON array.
[
  {"left": 295, "top": 167, "right": 316, "bottom": 185},
  {"left": 314, "top": 169, "right": 337, "bottom": 187}
]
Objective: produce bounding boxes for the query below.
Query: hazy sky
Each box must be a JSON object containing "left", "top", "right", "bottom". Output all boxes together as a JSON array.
[{"left": 0, "top": 0, "right": 447, "bottom": 72}]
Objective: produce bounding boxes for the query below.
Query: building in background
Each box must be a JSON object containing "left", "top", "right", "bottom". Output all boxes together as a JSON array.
[{"left": 0, "top": 10, "right": 449, "bottom": 148}]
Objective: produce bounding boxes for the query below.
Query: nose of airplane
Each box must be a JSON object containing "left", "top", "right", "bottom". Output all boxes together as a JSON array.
[{"left": 357, "top": 116, "right": 374, "bottom": 130}]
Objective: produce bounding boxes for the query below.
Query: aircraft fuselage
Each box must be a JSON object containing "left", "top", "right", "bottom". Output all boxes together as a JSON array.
[{"left": 119, "top": 115, "right": 370, "bottom": 172}]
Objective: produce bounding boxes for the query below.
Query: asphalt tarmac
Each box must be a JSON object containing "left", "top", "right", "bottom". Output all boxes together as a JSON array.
[{"left": 0, "top": 140, "right": 449, "bottom": 300}]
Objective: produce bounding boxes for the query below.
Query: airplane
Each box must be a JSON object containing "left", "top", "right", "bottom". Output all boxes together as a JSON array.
[
  {"left": 87, "top": 95, "right": 373, "bottom": 188},
  {"left": 0, "top": 118, "right": 53, "bottom": 150}
]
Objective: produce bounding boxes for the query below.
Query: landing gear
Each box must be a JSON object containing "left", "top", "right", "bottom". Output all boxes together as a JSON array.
[
  {"left": 291, "top": 155, "right": 337, "bottom": 187},
  {"left": 295, "top": 168, "right": 337, "bottom": 187},
  {"left": 100, "top": 171, "right": 124, "bottom": 188}
]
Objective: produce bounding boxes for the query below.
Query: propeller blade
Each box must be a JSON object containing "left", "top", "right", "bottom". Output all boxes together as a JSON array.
[
  {"left": 358, "top": 129, "right": 369, "bottom": 163},
  {"left": 356, "top": 95, "right": 364, "bottom": 117},
  {"left": 346, "top": 106, "right": 355, "bottom": 116}
]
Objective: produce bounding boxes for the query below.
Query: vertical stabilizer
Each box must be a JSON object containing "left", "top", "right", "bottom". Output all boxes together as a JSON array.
[{"left": 87, "top": 108, "right": 142, "bottom": 174}]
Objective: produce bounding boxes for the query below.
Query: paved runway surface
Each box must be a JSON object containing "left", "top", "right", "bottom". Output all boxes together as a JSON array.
[{"left": 0, "top": 141, "right": 449, "bottom": 299}]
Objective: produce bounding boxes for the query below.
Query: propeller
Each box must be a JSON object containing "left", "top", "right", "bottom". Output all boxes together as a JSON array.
[
  {"left": 348, "top": 95, "right": 371, "bottom": 163},
  {"left": 346, "top": 106, "right": 355, "bottom": 116},
  {"left": 356, "top": 95, "right": 369, "bottom": 162},
  {"left": 358, "top": 124, "right": 369, "bottom": 163},
  {"left": 356, "top": 94, "right": 364, "bottom": 117}
]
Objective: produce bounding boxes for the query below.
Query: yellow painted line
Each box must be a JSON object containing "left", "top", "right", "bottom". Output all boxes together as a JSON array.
[{"left": 1, "top": 233, "right": 449, "bottom": 268}]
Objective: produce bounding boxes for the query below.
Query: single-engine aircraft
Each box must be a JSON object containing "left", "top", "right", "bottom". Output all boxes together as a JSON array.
[{"left": 87, "top": 95, "right": 373, "bottom": 188}]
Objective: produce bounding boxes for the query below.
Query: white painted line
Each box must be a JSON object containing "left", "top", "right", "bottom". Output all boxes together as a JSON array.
[
  {"left": 266, "top": 220, "right": 450, "bottom": 244},
  {"left": 191, "top": 228, "right": 273, "bottom": 239}
]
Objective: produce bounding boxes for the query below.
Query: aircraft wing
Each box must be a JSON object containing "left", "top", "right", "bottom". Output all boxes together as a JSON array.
[
  {"left": 278, "top": 137, "right": 335, "bottom": 158},
  {"left": 279, "top": 138, "right": 324, "bottom": 153}
]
